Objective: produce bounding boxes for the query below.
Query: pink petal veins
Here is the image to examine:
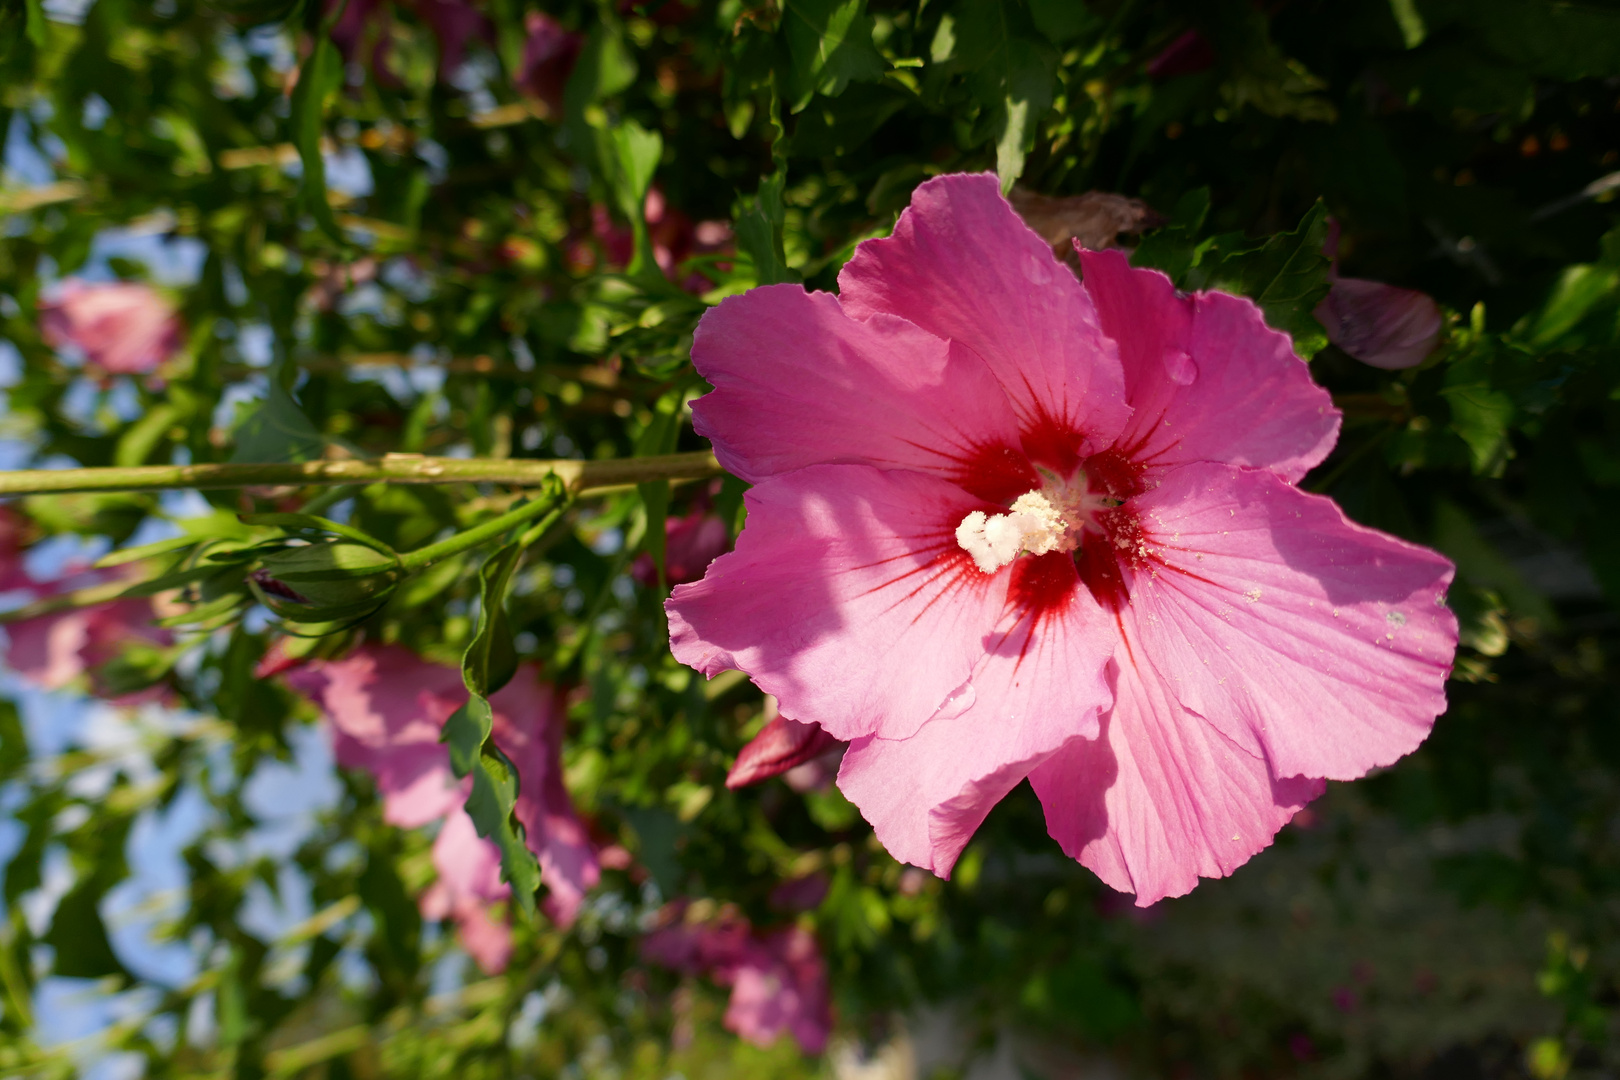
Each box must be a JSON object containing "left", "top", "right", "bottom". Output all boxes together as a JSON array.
[
  {"left": 667, "top": 464, "right": 1010, "bottom": 743},
  {"left": 1030, "top": 644, "right": 1325, "bottom": 907},
  {"left": 1118, "top": 461, "right": 1456, "bottom": 782},
  {"left": 837, "top": 556, "right": 1115, "bottom": 875},
  {"left": 839, "top": 173, "right": 1129, "bottom": 473},
  {"left": 690, "top": 285, "right": 1030, "bottom": 498},
  {"left": 1078, "top": 248, "right": 1340, "bottom": 484}
]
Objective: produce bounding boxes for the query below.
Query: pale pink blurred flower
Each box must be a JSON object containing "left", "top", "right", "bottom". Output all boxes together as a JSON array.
[
  {"left": 643, "top": 902, "right": 831, "bottom": 1053},
  {"left": 668, "top": 173, "right": 1458, "bottom": 906},
  {"left": 517, "top": 11, "right": 583, "bottom": 115},
  {"left": 284, "top": 644, "right": 599, "bottom": 970},
  {"left": 4, "top": 573, "right": 169, "bottom": 703},
  {"left": 39, "top": 281, "right": 182, "bottom": 377}
]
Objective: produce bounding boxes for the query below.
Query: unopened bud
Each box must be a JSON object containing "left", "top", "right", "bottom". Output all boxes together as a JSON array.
[{"left": 253, "top": 540, "right": 402, "bottom": 622}]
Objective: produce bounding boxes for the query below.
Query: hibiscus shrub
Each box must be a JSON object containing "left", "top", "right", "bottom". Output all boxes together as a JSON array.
[{"left": 0, "top": 1, "right": 1617, "bottom": 1077}]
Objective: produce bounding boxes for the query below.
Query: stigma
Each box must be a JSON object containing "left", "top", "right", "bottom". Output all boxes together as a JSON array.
[{"left": 956, "top": 492, "right": 1073, "bottom": 573}]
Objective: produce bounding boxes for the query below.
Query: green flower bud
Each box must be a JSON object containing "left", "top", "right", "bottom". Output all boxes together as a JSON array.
[{"left": 252, "top": 540, "right": 403, "bottom": 622}]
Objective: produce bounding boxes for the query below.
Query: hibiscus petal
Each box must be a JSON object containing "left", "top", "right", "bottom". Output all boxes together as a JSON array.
[
  {"left": 690, "top": 285, "right": 1027, "bottom": 492},
  {"left": 838, "top": 173, "right": 1130, "bottom": 467},
  {"left": 837, "top": 565, "right": 1115, "bottom": 875},
  {"left": 1122, "top": 461, "right": 1457, "bottom": 781},
  {"left": 667, "top": 465, "right": 1008, "bottom": 743},
  {"left": 1078, "top": 248, "right": 1340, "bottom": 484},
  {"left": 283, "top": 645, "right": 465, "bottom": 828},
  {"left": 726, "top": 714, "right": 845, "bottom": 789},
  {"left": 1315, "top": 275, "right": 1443, "bottom": 370},
  {"left": 1030, "top": 646, "right": 1324, "bottom": 907}
]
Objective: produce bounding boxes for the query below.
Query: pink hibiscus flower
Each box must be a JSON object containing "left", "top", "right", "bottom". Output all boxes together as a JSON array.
[
  {"left": 642, "top": 901, "right": 832, "bottom": 1053},
  {"left": 666, "top": 173, "right": 1458, "bottom": 906},
  {"left": 39, "top": 280, "right": 182, "bottom": 377},
  {"left": 283, "top": 644, "right": 598, "bottom": 968}
]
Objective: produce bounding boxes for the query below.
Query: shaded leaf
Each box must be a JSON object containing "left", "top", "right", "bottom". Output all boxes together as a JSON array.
[{"left": 782, "top": 0, "right": 886, "bottom": 112}]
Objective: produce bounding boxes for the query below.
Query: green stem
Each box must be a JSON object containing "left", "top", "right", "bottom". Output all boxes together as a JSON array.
[
  {"left": 0, "top": 450, "right": 722, "bottom": 498},
  {"left": 0, "top": 915, "right": 34, "bottom": 1032},
  {"left": 398, "top": 481, "right": 573, "bottom": 573},
  {"left": 0, "top": 579, "right": 131, "bottom": 623}
]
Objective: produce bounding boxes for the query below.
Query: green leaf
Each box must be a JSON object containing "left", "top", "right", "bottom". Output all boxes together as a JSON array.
[
  {"left": 781, "top": 0, "right": 886, "bottom": 112},
  {"left": 601, "top": 120, "right": 664, "bottom": 277},
  {"left": 0, "top": 700, "right": 25, "bottom": 781},
  {"left": 22, "top": 0, "right": 43, "bottom": 47},
  {"left": 463, "top": 541, "right": 523, "bottom": 697},
  {"left": 93, "top": 535, "right": 201, "bottom": 569},
  {"left": 562, "top": 23, "right": 637, "bottom": 114},
  {"left": 943, "top": 0, "right": 1058, "bottom": 191},
  {"left": 1441, "top": 351, "right": 1516, "bottom": 474},
  {"left": 1201, "top": 201, "right": 1333, "bottom": 357},
  {"left": 635, "top": 394, "right": 682, "bottom": 589},
  {"left": 442, "top": 539, "right": 540, "bottom": 915},
  {"left": 1129, "top": 188, "right": 1213, "bottom": 285},
  {"left": 1388, "top": 0, "right": 1427, "bottom": 48},
  {"left": 114, "top": 403, "right": 181, "bottom": 468},
  {"left": 734, "top": 171, "right": 798, "bottom": 286},
  {"left": 230, "top": 381, "right": 325, "bottom": 464},
  {"left": 45, "top": 881, "right": 125, "bottom": 979},
  {"left": 1526, "top": 264, "right": 1620, "bottom": 349},
  {"left": 1433, "top": 500, "right": 1558, "bottom": 630},
  {"left": 288, "top": 30, "right": 345, "bottom": 244}
]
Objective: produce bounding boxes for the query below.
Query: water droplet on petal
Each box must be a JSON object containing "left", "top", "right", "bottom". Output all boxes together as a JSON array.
[
  {"left": 931, "top": 678, "right": 977, "bottom": 722},
  {"left": 1023, "top": 253, "right": 1052, "bottom": 286},
  {"left": 1165, "top": 350, "right": 1198, "bottom": 385}
]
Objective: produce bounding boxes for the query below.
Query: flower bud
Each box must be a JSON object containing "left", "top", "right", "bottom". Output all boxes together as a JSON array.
[{"left": 252, "top": 540, "right": 402, "bottom": 622}]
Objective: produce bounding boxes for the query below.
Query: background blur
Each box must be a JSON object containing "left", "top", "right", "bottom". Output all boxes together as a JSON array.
[{"left": 1, "top": 0, "right": 1619, "bottom": 1077}]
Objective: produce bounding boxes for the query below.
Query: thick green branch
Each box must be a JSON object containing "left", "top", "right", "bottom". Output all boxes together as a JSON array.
[{"left": 0, "top": 451, "right": 722, "bottom": 497}]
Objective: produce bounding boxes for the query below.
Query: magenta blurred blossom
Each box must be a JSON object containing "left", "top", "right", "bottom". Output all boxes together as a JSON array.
[
  {"left": 632, "top": 506, "right": 731, "bottom": 588},
  {"left": 592, "top": 188, "right": 734, "bottom": 292},
  {"left": 517, "top": 11, "right": 583, "bottom": 114},
  {"left": 326, "top": 0, "right": 489, "bottom": 81},
  {"left": 0, "top": 507, "right": 34, "bottom": 593},
  {"left": 1146, "top": 29, "right": 1216, "bottom": 80},
  {"left": 39, "top": 280, "right": 182, "bottom": 377},
  {"left": 768, "top": 873, "right": 829, "bottom": 912},
  {"left": 667, "top": 173, "right": 1458, "bottom": 906},
  {"left": 1315, "top": 277, "right": 1443, "bottom": 369},
  {"left": 283, "top": 644, "right": 599, "bottom": 970},
  {"left": 1315, "top": 220, "right": 1444, "bottom": 370},
  {"left": 725, "top": 714, "right": 844, "bottom": 790},
  {"left": 643, "top": 902, "right": 831, "bottom": 1053}
]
